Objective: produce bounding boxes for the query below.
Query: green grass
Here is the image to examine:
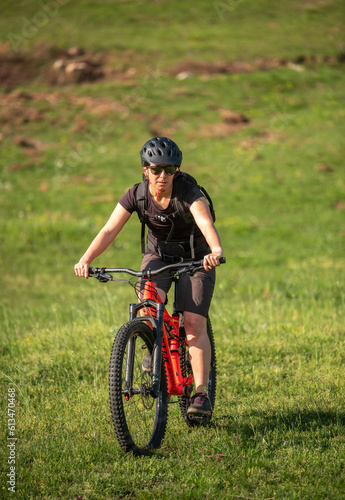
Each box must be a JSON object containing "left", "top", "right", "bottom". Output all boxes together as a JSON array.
[
  {"left": 1, "top": 0, "right": 344, "bottom": 60},
  {"left": 1, "top": 0, "right": 345, "bottom": 498}
]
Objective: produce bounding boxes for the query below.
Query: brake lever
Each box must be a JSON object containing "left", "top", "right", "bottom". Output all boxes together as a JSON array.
[
  {"left": 175, "top": 262, "right": 222, "bottom": 277},
  {"left": 98, "top": 273, "right": 113, "bottom": 282},
  {"left": 173, "top": 266, "right": 190, "bottom": 278},
  {"left": 174, "top": 263, "right": 203, "bottom": 277},
  {"left": 190, "top": 265, "right": 204, "bottom": 275},
  {"left": 90, "top": 268, "right": 113, "bottom": 282}
]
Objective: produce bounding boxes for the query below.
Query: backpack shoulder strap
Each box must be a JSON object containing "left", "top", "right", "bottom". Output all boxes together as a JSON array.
[
  {"left": 172, "top": 173, "right": 215, "bottom": 223},
  {"left": 135, "top": 179, "right": 149, "bottom": 253},
  {"left": 198, "top": 185, "right": 216, "bottom": 222},
  {"left": 172, "top": 173, "right": 216, "bottom": 258},
  {"left": 171, "top": 175, "right": 194, "bottom": 225},
  {"left": 171, "top": 175, "right": 196, "bottom": 257},
  {"left": 136, "top": 179, "right": 147, "bottom": 223}
]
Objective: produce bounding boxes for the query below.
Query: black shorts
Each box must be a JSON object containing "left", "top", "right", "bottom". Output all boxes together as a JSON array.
[{"left": 140, "top": 252, "right": 216, "bottom": 317}]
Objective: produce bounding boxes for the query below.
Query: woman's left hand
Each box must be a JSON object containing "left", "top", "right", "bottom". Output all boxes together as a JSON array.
[{"left": 203, "top": 251, "right": 223, "bottom": 271}]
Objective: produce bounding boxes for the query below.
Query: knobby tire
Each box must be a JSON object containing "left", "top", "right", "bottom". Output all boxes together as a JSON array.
[
  {"left": 178, "top": 316, "right": 217, "bottom": 427},
  {"left": 109, "top": 319, "right": 168, "bottom": 455}
]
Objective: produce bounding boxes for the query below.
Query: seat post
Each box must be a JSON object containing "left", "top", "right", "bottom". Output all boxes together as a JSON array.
[{"left": 172, "top": 276, "right": 179, "bottom": 316}]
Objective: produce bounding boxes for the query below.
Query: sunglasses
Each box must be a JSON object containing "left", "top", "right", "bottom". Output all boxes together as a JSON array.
[{"left": 148, "top": 165, "right": 178, "bottom": 176}]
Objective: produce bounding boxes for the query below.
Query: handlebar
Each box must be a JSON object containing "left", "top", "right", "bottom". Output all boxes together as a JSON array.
[{"left": 89, "top": 257, "right": 226, "bottom": 282}]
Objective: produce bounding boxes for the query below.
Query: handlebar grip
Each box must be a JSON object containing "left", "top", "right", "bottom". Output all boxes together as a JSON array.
[
  {"left": 88, "top": 267, "right": 96, "bottom": 275},
  {"left": 219, "top": 257, "right": 226, "bottom": 264}
]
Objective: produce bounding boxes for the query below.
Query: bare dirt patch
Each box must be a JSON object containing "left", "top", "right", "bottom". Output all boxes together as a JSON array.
[
  {"left": 1, "top": 43, "right": 344, "bottom": 145},
  {"left": 315, "top": 164, "right": 334, "bottom": 173},
  {"left": 334, "top": 200, "right": 345, "bottom": 211},
  {"left": 199, "top": 107, "right": 251, "bottom": 138},
  {"left": 0, "top": 43, "right": 107, "bottom": 89},
  {"left": 71, "top": 95, "right": 128, "bottom": 117},
  {"left": 0, "top": 43, "right": 146, "bottom": 90},
  {"left": 239, "top": 131, "right": 280, "bottom": 150},
  {"left": 1, "top": 42, "right": 344, "bottom": 90},
  {"left": 171, "top": 53, "right": 345, "bottom": 79},
  {"left": 0, "top": 90, "right": 45, "bottom": 137},
  {"left": 13, "top": 136, "right": 46, "bottom": 150},
  {"left": 0, "top": 42, "right": 65, "bottom": 88},
  {"left": 0, "top": 88, "right": 129, "bottom": 138}
]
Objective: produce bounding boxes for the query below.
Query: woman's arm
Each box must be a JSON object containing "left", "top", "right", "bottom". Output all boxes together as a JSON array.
[
  {"left": 74, "top": 203, "right": 131, "bottom": 278},
  {"left": 189, "top": 198, "right": 223, "bottom": 271}
]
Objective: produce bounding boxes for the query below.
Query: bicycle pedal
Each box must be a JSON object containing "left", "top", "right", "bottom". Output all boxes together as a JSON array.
[{"left": 187, "top": 413, "right": 211, "bottom": 424}]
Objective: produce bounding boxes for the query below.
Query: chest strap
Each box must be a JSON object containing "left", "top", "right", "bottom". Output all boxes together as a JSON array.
[{"left": 147, "top": 233, "right": 209, "bottom": 262}]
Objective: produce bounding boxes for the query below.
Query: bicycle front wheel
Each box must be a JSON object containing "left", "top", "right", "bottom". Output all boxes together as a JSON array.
[{"left": 109, "top": 319, "right": 168, "bottom": 455}]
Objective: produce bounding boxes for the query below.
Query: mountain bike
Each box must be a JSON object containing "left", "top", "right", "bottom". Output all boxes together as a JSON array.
[{"left": 89, "top": 257, "right": 226, "bottom": 455}]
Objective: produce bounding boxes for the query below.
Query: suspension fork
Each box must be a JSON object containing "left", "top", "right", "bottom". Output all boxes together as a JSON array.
[
  {"left": 150, "top": 302, "right": 164, "bottom": 398},
  {"left": 123, "top": 335, "right": 135, "bottom": 396},
  {"left": 125, "top": 300, "right": 164, "bottom": 399}
]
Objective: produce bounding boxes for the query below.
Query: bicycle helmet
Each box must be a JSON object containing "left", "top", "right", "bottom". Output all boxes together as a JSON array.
[{"left": 140, "top": 137, "right": 183, "bottom": 166}]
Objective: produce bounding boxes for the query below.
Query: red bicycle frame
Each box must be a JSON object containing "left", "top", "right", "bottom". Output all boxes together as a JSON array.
[{"left": 142, "top": 280, "right": 193, "bottom": 396}]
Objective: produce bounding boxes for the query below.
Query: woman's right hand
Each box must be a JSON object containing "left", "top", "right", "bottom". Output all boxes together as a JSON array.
[{"left": 74, "top": 261, "right": 90, "bottom": 279}]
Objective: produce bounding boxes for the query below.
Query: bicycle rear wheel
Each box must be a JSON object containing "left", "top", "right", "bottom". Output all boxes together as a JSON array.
[
  {"left": 178, "top": 316, "right": 217, "bottom": 426},
  {"left": 109, "top": 318, "right": 168, "bottom": 455}
]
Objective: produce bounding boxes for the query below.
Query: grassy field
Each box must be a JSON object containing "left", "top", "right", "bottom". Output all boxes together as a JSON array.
[{"left": 1, "top": 1, "right": 345, "bottom": 498}]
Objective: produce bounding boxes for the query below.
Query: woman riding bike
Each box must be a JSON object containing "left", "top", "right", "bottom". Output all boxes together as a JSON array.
[{"left": 74, "top": 137, "right": 223, "bottom": 418}]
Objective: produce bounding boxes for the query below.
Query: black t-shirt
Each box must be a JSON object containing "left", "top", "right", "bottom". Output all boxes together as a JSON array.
[{"left": 119, "top": 179, "right": 204, "bottom": 243}]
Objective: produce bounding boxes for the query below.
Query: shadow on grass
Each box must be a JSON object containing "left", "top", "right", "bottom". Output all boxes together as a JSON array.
[{"left": 212, "top": 408, "right": 345, "bottom": 448}]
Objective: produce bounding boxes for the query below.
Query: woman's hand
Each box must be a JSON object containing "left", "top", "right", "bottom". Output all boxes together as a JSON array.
[
  {"left": 74, "top": 261, "right": 90, "bottom": 279},
  {"left": 203, "top": 250, "right": 223, "bottom": 271}
]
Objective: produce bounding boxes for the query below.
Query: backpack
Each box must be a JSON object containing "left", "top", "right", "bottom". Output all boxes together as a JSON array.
[{"left": 135, "top": 172, "right": 215, "bottom": 258}]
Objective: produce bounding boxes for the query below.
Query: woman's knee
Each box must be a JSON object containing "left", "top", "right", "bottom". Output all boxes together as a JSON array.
[{"left": 183, "top": 311, "right": 207, "bottom": 337}]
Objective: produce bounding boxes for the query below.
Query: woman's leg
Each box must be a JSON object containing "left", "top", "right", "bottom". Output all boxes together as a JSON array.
[
  {"left": 183, "top": 311, "right": 211, "bottom": 394},
  {"left": 139, "top": 252, "right": 171, "bottom": 303}
]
